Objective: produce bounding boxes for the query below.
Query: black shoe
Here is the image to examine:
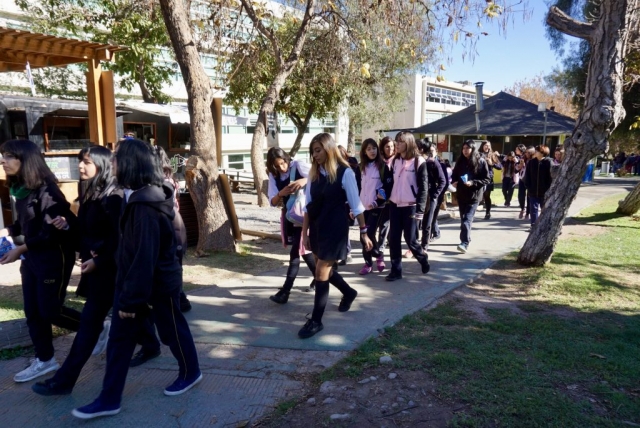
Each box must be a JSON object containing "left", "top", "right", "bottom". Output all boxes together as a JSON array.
[
  {"left": 429, "top": 234, "right": 440, "bottom": 243},
  {"left": 485, "top": 213, "right": 491, "bottom": 220},
  {"left": 130, "top": 349, "right": 161, "bottom": 368},
  {"left": 421, "top": 260, "right": 431, "bottom": 274},
  {"left": 179, "top": 293, "right": 192, "bottom": 313},
  {"left": 298, "top": 319, "right": 324, "bottom": 339},
  {"left": 32, "top": 378, "right": 73, "bottom": 396},
  {"left": 338, "top": 289, "right": 358, "bottom": 312},
  {"left": 304, "top": 280, "right": 315, "bottom": 293},
  {"left": 269, "top": 288, "right": 290, "bottom": 304},
  {"left": 385, "top": 271, "right": 403, "bottom": 282}
]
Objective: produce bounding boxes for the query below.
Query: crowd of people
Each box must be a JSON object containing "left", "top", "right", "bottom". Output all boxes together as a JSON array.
[
  {"left": 0, "top": 138, "right": 200, "bottom": 419},
  {"left": 0, "top": 133, "right": 561, "bottom": 418}
]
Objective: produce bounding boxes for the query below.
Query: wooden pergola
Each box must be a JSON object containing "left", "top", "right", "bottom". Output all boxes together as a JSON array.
[{"left": 0, "top": 26, "right": 128, "bottom": 145}]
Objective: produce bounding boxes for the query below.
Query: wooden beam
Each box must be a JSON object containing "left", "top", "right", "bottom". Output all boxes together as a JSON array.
[
  {"left": 0, "top": 50, "right": 83, "bottom": 68},
  {"left": 86, "top": 59, "right": 104, "bottom": 145},
  {"left": 0, "top": 34, "right": 113, "bottom": 61},
  {"left": 100, "top": 70, "right": 117, "bottom": 145}
]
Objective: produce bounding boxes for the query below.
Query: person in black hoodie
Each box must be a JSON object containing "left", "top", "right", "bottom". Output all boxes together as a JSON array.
[
  {"left": 33, "top": 145, "right": 122, "bottom": 396},
  {"left": 450, "top": 140, "right": 490, "bottom": 253},
  {"left": 0, "top": 139, "right": 80, "bottom": 383},
  {"left": 479, "top": 140, "right": 502, "bottom": 220},
  {"left": 72, "top": 139, "right": 201, "bottom": 420},
  {"left": 417, "top": 139, "right": 446, "bottom": 251},
  {"left": 524, "top": 145, "right": 552, "bottom": 229}
]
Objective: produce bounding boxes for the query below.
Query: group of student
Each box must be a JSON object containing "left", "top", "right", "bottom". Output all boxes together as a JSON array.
[
  {"left": 0, "top": 138, "right": 201, "bottom": 420},
  {"left": 266, "top": 134, "right": 562, "bottom": 339}
]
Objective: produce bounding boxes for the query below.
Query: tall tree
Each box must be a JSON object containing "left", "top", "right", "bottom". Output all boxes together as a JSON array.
[
  {"left": 505, "top": 74, "right": 578, "bottom": 118},
  {"left": 158, "top": 0, "right": 236, "bottom": 254},
  {"left": 16, "top": 0, "right": 173, "bottom": 103},
  {"left": 518, "top": 1, "right": 639, "bottom": 265}
]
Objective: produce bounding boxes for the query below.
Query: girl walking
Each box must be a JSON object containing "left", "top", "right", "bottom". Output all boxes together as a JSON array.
[
  {"left": 357, "top": 138, "right": 386, "bottom": 275},
  {"left": 479, "top": 140, "right": 502, "bottom": 220},
  {"left": 451, "top": 140, "right": 490, "bottom": 253},
  {"left": 33, "top": 145, "right": 122, "bottom": 396},
  {"left": 72, "top": 138, "right": 201, "bottom": 419},
  {"left": 501, "top": 151, "right": 517, "bottom": 207},
  {"left": 266, "top": 147, "right": 315, "bottom": 303},
  {"left": 0, "top": 140, "right": 80, "bottom": 383},
  {"left": 385, "top": 132, "right": 430, "bottom": 281},
  {"left": 376, "top": 137, "right": 395, "bottom": 268},
  {"left": 300, "top": 133, "right": 372, "bottom": 339}
]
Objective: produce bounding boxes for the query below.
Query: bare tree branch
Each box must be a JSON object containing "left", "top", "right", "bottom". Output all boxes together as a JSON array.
[{"left": 547, "top": 5, "right": 595, "bottom": 42}]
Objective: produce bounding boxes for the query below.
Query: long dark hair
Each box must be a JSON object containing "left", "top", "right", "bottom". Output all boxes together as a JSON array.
[
  {"left": 115, "top": 138, "right": 163, "bottom": 190},
  {"left": 78, "top": 145, "right": 117, "bottom": 204},
  {"left": 0, "top": 139, "right": 57, "bottom": 189},
  {"left": 359, "top": 138, "right": 383, "bottom": 174},
  {"left": 395, "top": 131, "right": 419, "bottom": 160},
  {"left": 379, "top": 136, "right": 394, "bottom": 160},
  {"left": 266, "top": 147, "right": 291, "bottom": 178},
  {"left": 457, "top": 140, "right": 482, "bottom": 173}
]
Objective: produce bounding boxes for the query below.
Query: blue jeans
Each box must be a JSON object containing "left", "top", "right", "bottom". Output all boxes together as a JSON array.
[
  {"left": 530, "top": 196, "right": 543, "bottom": 225},
  {"left": 458, "top": 202, "right": 478, "bottom": 246}
]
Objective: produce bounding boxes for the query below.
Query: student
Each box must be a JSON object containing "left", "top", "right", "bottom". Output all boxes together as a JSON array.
[
  {"left": 299, "top": 133, "right": 372, "bottom": 339},
  {"left": 417, "top": 139, "right": 445, "bottom": 251},
  {"left": 32, "top": 145, "right": 122, "bottom": 396},
  {"left": 427, "top": 142, "right": 449, "bottom": 243},
  {"left": 266, "top": 147, "right": 315, "bottom": 303},
  {"left": 385, "top": 132, "right": 430, "bottom": 281},
  {"left": 72, "top": 138, "right": 201, "bottom": 419},
  {"left": 357, "top": 138, "right": 386, "bottom": 275},
  {"left": 376, "top": 137, "right": 396, "bottom": 270},
  {"left": 0, "top": 139, "right": 80, "bottom": 383},
  {"left": 450, "top": 140, "right": 490, "bottom": 253},
  {"left": 501, "top": 151, "right": 517, "bottom": 207},
  {"left": 524, "top": 145, "right": 552, "bottom": 229},
  {"left": 479, "top": 140, "right": 502, "bottom": 220}
]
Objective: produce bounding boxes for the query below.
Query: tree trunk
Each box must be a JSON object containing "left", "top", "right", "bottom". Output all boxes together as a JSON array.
[
  {"left": 347, "top": 122, "right": 356, "bottom": 156},
  {"left": 240, "top": 0, "right": 316, "bottom": 207},
  {"left": 618, "top": 182, "right": 640, "bottom": 214},
  {"left": 159, "top": 0, "right": 236, "bottom": 254},
  {"left": 518, "top": 1, "right": 638, "bottom": 266},
  {"left": 288, "top": 109, "right": 313, "bottom": 157}
]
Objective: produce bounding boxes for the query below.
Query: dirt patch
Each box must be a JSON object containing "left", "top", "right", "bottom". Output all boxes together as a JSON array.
[{"left": 560, "top": 222, "right": 608, "bottom": 239}]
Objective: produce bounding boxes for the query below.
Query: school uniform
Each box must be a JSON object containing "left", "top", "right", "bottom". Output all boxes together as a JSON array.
[
  {"left": 7, "top": 179, "right": 80, "bottom": 363},
  {"left": 420, "top": 158, "right": 446, "bottom": 247},
  {"left": 524, "top": 156, "right": 552, "bottom": 225},
  {"left": 358, "top": 162, "right": 385, "bottom": 267},
  {"left": 42, "top": 188, "right": 123, "bottom": 389},
  {"left": 268, "top": 160, "right": 315, "bottom": 293},
  {"left": 96, "top": 184, "right": 199, "bottom": 407},
  {"left": 451, "top": 157, "right": 490, "bottom": 248},
  {"left": 303, "top": 165, "right": 364, "bottom": 326},
  {"left": 430, "top": 157, "right": 449, "bottom": 240},
  {"left": 387, "top": 157, "right": 430, "bottom": 278},
  {"left": 377, "top": 158, "right": 394, "bottom": 251}
]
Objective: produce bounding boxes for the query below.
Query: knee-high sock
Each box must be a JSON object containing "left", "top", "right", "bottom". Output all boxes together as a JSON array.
[
  {"left": 302, "top": 253, "right": 316, "bottom": 275},
  {"left": 328, "top": 271, "right": 354, "bottom": 296},
  {"left": 282, "top": 258, "right": 301, "bottom": 292},
  {"left": 311, "top": 280, "right": 330, "bottom": 323}
]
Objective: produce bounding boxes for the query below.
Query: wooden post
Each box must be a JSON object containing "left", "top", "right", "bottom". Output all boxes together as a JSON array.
[
  {"left": 100, "top": 70, "right": 117, "bottom": 145},
  {"left": 211, "top": 97, "right": 223, "bottom": 167},
  {"left": 86, "top": 59, "right": 104, "bottom": 145}
]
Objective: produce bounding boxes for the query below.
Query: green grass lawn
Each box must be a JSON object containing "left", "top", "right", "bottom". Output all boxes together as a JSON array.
[{"left": 321, "top": 193, "right": 640, "bottom": 427}]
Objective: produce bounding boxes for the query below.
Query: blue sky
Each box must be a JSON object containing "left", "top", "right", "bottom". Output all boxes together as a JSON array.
[{"left": 439, "top": 2, "right": 565, "bottom": 93}]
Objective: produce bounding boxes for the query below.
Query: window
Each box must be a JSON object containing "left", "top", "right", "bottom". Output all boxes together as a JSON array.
[{"left": 228, "top": 154, "right": 244, "bottom": 169}]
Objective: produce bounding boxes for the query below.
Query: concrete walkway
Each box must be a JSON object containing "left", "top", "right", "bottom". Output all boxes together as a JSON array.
[{"left": 0, "top": 177, "right": 635, "bottom": 427}]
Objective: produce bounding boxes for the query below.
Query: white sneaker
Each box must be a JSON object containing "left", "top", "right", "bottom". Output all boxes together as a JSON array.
[
  {"left": 14, "top": 357, "right": 60, "bottom": 383},
  {"left": 92, "top": 320, "right": 111, "bottom": 356}
]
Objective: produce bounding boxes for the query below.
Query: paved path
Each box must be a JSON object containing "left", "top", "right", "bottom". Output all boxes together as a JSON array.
[{"left": 0, "top": 177, "right": 635, "bottom": 427}]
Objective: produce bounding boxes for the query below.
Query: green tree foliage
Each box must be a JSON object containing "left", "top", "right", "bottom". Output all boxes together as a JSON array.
[{"left": 16, "top": 0, "right": 173, "bottom": 103}]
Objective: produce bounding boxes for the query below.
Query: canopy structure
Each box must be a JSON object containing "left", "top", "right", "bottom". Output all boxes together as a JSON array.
[{"left": 0, "top": 26, "right": 128, "bottom": 145}]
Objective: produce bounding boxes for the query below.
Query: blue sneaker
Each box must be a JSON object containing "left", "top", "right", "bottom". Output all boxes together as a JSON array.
[
  {"left": 72, "top": 398, "right": 121, "bottom": 419},
  {"left": 164, "top": 372, "right": 203, "bottom": 396}
]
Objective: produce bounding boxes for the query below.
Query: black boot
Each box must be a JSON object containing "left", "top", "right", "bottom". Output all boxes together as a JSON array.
[{"left": 328, "top": 271, "right": 357, "bottom": 312}]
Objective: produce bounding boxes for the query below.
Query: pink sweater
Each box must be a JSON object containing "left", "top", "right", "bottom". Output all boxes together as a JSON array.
[
  {"left": 359, "top": 162, "right": 382, "bottom": 209},
  {"left": 390, "top": 156, "right": 425, "bottom": 207}
]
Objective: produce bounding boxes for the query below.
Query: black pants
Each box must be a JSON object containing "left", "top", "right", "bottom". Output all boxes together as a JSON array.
[
  {"left": 483, "top": 187, "right": 493, "bottom": 215},
  {"left": 377, "top": 205, "right": 390, "bottom": 251},
  {"left": 431, "top": 194, "right": 445, "bottom": 239},
  {"left": 51, "top": 271, "right": 115, "bottom": 386},
  {"left": 98, "top": 291, "right": 200, "bottom": 406},
  {"left": 21, "top": 253, "right": 80, "bottom": 362},
  {"left": 458, "top": 202, "right": 478, "bottom": 246},
  {"left": 388, "top": 204, "right": 428, "bottom": 274},
  {"left": 420, "top": 198, "right": 438, "bottom": 247},
  {"left": 362, "top": 209, "right": 382, "bottom": 266},
  {"left": 502, "top": 177, "right": 515, "bottom": 204},
  {"left": 518, "top": 180, "right": 529, "bottom": 214}
]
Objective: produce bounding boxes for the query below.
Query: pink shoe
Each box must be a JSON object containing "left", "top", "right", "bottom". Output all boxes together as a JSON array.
[
  {"left": 359, "top": 264, "right": 373, "bottom": 275},
  {"left": 403, "top": 249, "right": 413, "bottom": 258},
  {"left": 376, "top": 256, "right": 385, "bottom": 272}
]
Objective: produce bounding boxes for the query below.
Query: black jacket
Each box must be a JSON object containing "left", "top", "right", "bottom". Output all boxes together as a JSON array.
[
  {"left": 116, "top": 184, "right": 182, "bottom": 315},
  {"left": 8, "top": 179, "right": 76, "bottom": 254},
  {"left": 451, "top": 156, "right": 491, "bottom": 204},
  {"left": 426, "top": 158, "right": 446, "bottom": 200},
  {"left": 524, "top": 157, "right": 552, "bottom": 198}
]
